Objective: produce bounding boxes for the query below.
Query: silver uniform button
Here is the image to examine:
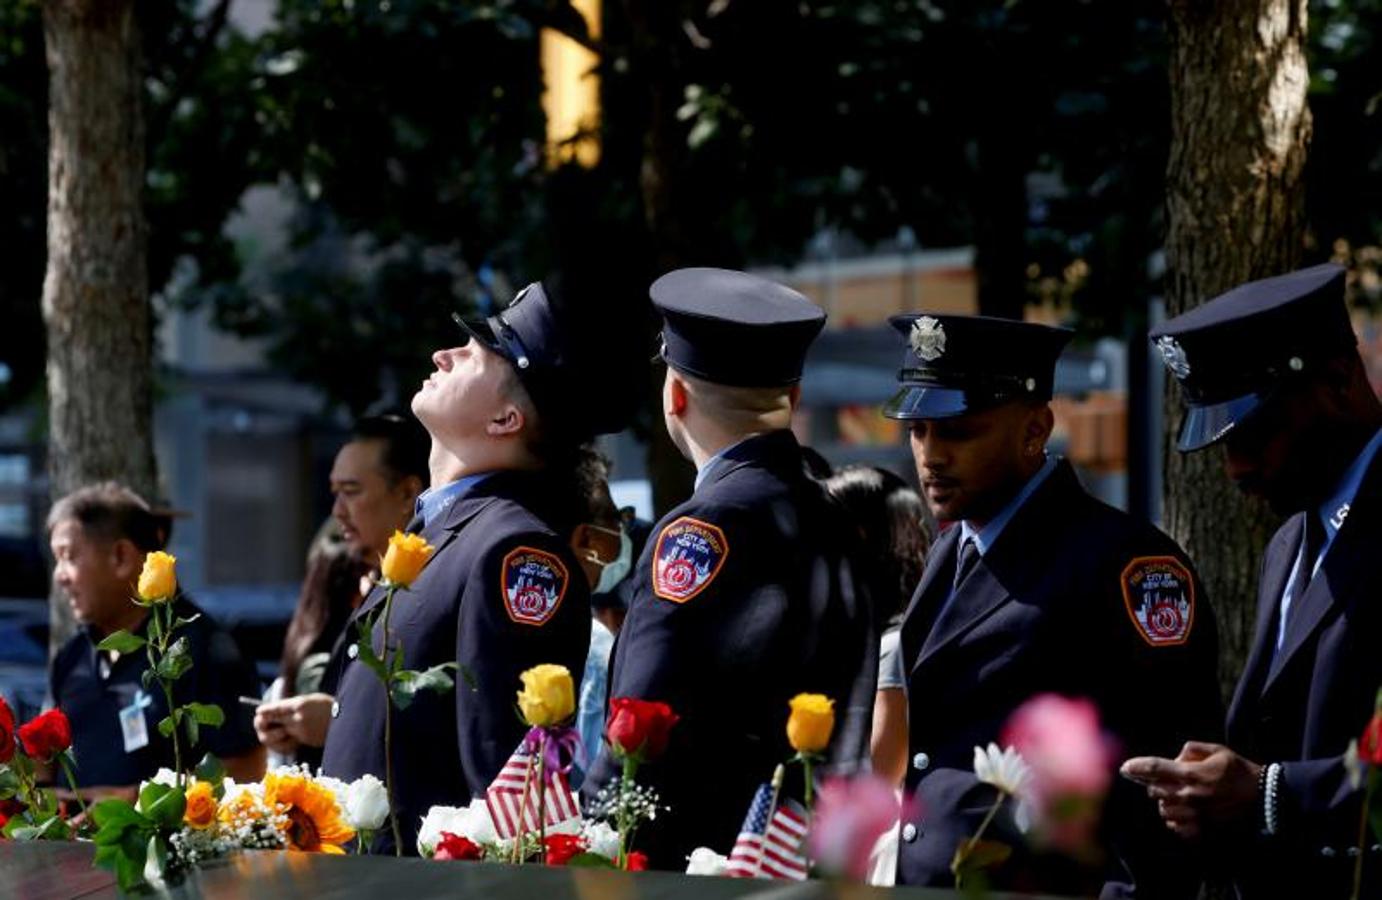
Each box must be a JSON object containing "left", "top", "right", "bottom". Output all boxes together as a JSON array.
[
  {"left": 1321, "top": 847, "right": 1337, "bottom": 858},
  {"left": 347, "top": 643, "right": 359, "bottom": 660},
  {"left": 331, "top": 700, "right": 341, "bottom": 719},
  {"left": 913, "top": 752, "right": 930, "bottom": 771},
  {"left": 902, "top": 823, "right": 918, "bottom": 843}
]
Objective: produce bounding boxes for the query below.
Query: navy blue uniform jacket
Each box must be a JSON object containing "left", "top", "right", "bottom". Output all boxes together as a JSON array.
[
  {"left": 583, "top": 430, "right": 877, "bottom": 869},
  {"left": 896, "top": 460, "right": 1222, "bottom": 897},
  {"left": 321, "top": 470, "right": 590, "bottom": 854},
  {"left": 1224, "top": 449, "right": 1382, "bottom": 898}
]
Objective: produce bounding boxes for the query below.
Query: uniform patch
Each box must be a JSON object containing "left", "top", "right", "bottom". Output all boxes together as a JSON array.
[
  {"left": 652, "top": 516, "right": 729, "bottom": 603},
  {"left": 501, "top": 547, "right": 569, "bottom": 626},
  {"left": 1120, "top": 556, "right": 1195, "bottom": 647}
]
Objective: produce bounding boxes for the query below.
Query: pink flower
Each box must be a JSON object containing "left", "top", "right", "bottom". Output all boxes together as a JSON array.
[
  {"left": 1001, "top": 694, "right": 1114, "bottom": 854},
  {"left": 809, "top": 775, "right": 912, "bottom": 881}
]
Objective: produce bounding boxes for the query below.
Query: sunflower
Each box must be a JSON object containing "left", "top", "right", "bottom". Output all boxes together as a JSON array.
[{"left": 263, "top": 772, "right": 356, "bottom": 853}]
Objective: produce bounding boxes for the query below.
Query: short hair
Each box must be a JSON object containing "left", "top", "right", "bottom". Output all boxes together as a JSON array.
[
  {"left": 351, "top": 412, "right": 430, "bottom": 486},
  {"left": 678, "top": 370, "right": 794, "bottom": 431},
  {"left": 47, "top": 482, "right": 169, "bottom": 553}
]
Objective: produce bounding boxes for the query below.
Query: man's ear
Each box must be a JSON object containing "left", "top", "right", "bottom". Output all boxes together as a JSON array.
[
  {"left": 1024, "top": 403, "right": 1055, "bottom": 455},
  {"left": 486, "top": 402, "right": 526, "bottom": 438},
  {"left": 666, "top": 374, "right": 689, "bottom": 418},
  {"left": 110, "top": 539, "right": 143, "bottom": 582}
]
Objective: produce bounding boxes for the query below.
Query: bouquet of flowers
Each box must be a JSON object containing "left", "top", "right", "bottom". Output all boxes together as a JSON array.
[
  {"left": 418, "top": 670, "right": 678, "bottom": 872},
  {"left": 0, "top": 699, "right": 80, "bottom": 841}
]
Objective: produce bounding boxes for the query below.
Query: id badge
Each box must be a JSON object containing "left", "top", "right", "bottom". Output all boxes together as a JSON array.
[{"left": 119, "top": 689, "right": 152, "bottom": 753}]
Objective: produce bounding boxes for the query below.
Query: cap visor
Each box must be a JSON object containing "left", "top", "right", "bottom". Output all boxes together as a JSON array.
[
  {"left": 1177, "top": 391, "right": 1268, "bottom": 452},
  {"left": 451, "top": 312, "right": 503, "bottom": 353},
  {"left": 882, "top": 384, "right": 975, "bottom": 420}
]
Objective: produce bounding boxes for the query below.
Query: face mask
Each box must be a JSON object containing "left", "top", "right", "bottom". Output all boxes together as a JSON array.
[{"left": 594, "top": 527, "right": 634, "bottom": 595}]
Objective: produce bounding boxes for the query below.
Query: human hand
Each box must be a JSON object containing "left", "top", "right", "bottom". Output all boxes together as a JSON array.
[
  {"left": 255, "top": 693, "right": 335, "bottom": 751},
  {"left": 1121, "top": 741, "right": 1262, "bottom": 839}
]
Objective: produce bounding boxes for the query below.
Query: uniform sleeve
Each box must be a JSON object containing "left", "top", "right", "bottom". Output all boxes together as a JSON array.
[
  {"left": 1098, "top": 547, "right": 1223, "bottom": 898},
  {"left": 454, "top": 532, "right": 591, "bottom": 797}
]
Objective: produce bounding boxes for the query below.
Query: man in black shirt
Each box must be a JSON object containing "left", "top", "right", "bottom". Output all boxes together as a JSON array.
[{"left": 47, "top": 483, "right": 264, "bottom": 794}]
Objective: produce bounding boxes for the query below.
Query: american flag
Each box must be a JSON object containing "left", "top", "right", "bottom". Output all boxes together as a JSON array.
[
  {"left": 484, "top": 745, "right": 581, "bottom": 839},
  {"left": 723, "top": 783, "right": 810, "bottom": 880}
]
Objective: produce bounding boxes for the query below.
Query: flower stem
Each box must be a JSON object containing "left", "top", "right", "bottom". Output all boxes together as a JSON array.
[
  {"left": 536, "top": 740, "right": 548, "bottom": 857},
  {"left": 617, "top": 756, "right": 638, "bottom": 869},
  {"left": 150, "top": 604, "right": 185, "bottom": 790},
  {"left": 380, "top": 585, "right": 403, "bottom": 857},
  {"left": 953, "top": 792, "right": 1007, "bottom": 889},
  {"left": 57, "top": 755, "right": 88, "bottom": 822},
  {"left": 1353, "top": 774, "right": 1376, "bottom": 900},
  {"left": 802, "top": 756, "right": 815, "bottom": 813},
  {"left": 513, "top": 752, "right": 537, "bottom": 864}
]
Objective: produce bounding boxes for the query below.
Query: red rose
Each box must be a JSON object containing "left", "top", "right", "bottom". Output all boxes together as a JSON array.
[
  {"left": 434, "top": 832, "right": 483, "bottom": 861},
  {"left": 18, "top": 709, "right": 71, "bottom": 762},
  {"left": 544, "top": 833, "right": 588, "bottom": 866},
  {"left": 625, "top": 851, "right": 649, "bottom": 871},
  {"left": 1360, "top": 713, "right": 1382, "bottom": 765},
  {"left": 606, "top": 698, "right": 679, "bottom": 762},
  {"left": 0, "top": 695, "right": 15, "bottom": 763}
]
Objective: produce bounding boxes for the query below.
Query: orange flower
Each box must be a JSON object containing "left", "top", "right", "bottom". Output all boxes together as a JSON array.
[
  {"left": 263, "top": 772, "right": 356, "bottom": 853},
  {"left": 184, "top": 781, "right": 217, "bottom": 830}
]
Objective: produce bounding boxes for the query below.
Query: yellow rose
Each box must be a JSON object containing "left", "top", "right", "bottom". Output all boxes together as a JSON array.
[
  {"left": 516, "top": 664, "right": 575, "bottom": 727},
  {"left": 786, "top": 693, "right": 835, "bottom": 754},
  {"left": 183, "top": 780, "right": 217, "bottom": 830},
  {"left": 137, "top": 551, "right": 178, "bottom": 603},
  {"left": 380, "top": 531, "right": 434, "bottom": 588}
]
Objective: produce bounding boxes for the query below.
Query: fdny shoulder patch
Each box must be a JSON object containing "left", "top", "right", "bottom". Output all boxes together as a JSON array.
[
  {"left": 1120, "top": 556, "right": 1195, "bottom": 647},
  {"left": 652, "top": 516, "right": 729, "bottom": 603},
  {"left": 501, "top": 546, "right": 569, "bottom": 627}
]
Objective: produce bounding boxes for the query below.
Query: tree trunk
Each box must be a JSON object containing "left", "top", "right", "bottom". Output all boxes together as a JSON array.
[
  {"left": 626, "top": 0, "right": 696, "bottom": 517},
  {"left": 1163, "top": 0, "right": 1310, "bottom": 703},
  {"left": 41, "top": 0, "right": 157, "bottom": 653}
]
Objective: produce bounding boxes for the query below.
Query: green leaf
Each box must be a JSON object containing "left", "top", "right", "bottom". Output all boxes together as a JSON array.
[
  {"left": 139, "top": 783, "right": 186, "bottom": 830},
  {"left": 156, "top": 637, "right": 194, "bottom": 682},
  {"left": 389, "top": 663, "right": 456, "bottom": 710},
  {"left": 951, "top": 838, "right": 1012, "bottom": 875},
  {"left": 173, "top": 613, "right": 202, "bottom": 628},
  {"left": 7, "top": 815, "right": 57, "bottom": 841},
  {"left": 565, "top": 852, "right": 619, "bottom": 868},
  {"left": 92, "top": 798, "right": 146, "bottom": 834},
  {"left": 355, "top": 629, "right": 388, "bottom": 682},
  {"left": 0, "top": 765, "right": 20, "bottom": 800},
  {"left": 184, "top": 714, "right": 199, "bottom": 748},
  {"left": 157, "top": 715, "right": 176, "bottom": 738},
  {"left": 96, "top": 630, "right": 147, "bottom": 654},
  {"left": 141, "top": 669, "right": 157, "bottom": 691},
  {"left": 185, "top": 702, "right": 225, "bottom": 727},
  {"left": 195, "top": 754, "right": 227, "bottom": 798}
]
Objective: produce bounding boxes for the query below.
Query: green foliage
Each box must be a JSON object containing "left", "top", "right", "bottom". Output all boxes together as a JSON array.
[
  {"left": 92, "top": 796, "right": 161, "bottom": 891},
  {"left": 194, "top": 753, "right": 227, "bottom": 799},
  {"left": 96, "top": 630, "right": 147, "bottom": 654},
  {"left": 389, "top": 662, "right": 459, "bottom": 710}
]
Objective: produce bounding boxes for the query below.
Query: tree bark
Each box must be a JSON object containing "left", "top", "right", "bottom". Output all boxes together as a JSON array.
[
  {"left": 1163, "top": 0, "right": 1310, "bottom": 702},
  {"left": 41, "top": 0, "right": 157, "bottom": 653}
]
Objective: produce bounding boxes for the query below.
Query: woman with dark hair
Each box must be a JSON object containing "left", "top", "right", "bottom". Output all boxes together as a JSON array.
[
  {"left": 823, "top": 465, "right": 931, "bottom": 784},
  {"left": 267, "top": 523, "right": 370, "bottom": 768}
]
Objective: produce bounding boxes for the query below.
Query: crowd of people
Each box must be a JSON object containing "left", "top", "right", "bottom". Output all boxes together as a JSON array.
[{"left": 36, "top": 263, "right": 1382, "bottom": 897}]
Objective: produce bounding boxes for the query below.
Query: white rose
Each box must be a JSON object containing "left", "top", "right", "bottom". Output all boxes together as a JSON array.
[
  {"left": 685, "top": 847, "right": 730, "bottom": 876},
  {"left": 416, "top": 800, "right": 496, "bottom": 856},
  {"left": 581, "top": 820, "right": 621, "bottom": 860},
  {"left": 138, "top": 768, "right": 179, "bottom": 795},
  {"left": 345, "top": 774, "right": 390, "bottom": 831}
]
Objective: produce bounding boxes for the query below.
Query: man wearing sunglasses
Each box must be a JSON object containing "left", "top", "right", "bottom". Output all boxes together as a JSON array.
[{"left": 1125, "top": 263, "right": 1382, "bottom": 898}]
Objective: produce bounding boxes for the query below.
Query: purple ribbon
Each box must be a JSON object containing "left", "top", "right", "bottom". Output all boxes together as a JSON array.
[{"left": 523, "top": 725, "right": 583, "bottom": 775}]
